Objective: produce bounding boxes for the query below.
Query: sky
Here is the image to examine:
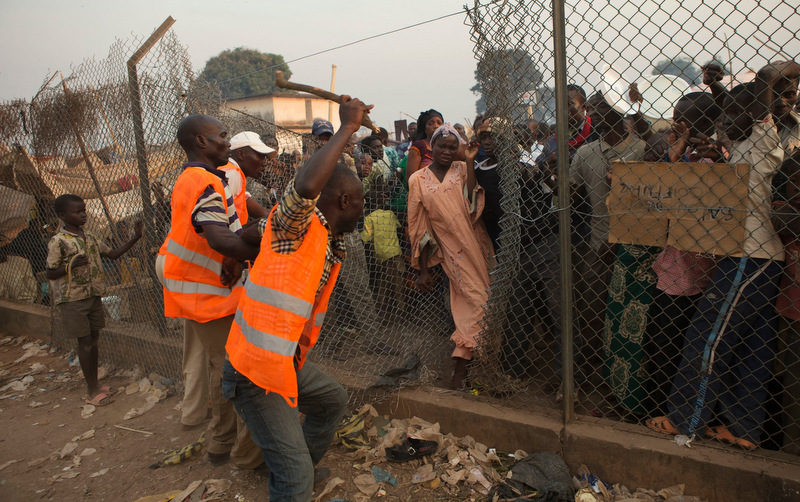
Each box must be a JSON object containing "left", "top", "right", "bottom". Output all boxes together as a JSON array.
[
  {"left": 0, "top": 0, "right": 479, "bottom": 131},
  {"left": 1, "top": 0, "right": 798, "bottom": 132}
]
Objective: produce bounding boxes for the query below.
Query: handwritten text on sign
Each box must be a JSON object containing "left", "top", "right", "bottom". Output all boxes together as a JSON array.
[{"left": 606, "top": 161, "right": 750, "bottom": 256}]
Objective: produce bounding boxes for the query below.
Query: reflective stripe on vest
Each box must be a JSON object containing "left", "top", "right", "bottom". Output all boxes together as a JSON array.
[
  {"left": 244, "top": 280, "right": 312, "bottom": 319},
  {"left": 234, "top": 309, "right": 298, "bottom": 356},
  {"left": 163, "top": 277, "right": 232, "bottom": 297},
  {"left": 166, "top": 239, "right": 222, "bottom": 276},
  {"left": 225, "top": 207, "right": 338, "bottom": 407}
]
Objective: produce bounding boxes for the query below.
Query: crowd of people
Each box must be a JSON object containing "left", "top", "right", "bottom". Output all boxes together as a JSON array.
[
  {"left": 281, "top": 60, "right": 798, "bottom": 456},
  {"left": 6, "top": 50, "right": 797, "bottom": 499}
]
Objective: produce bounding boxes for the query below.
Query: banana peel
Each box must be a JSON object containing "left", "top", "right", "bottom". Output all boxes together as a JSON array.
[
  {"left": 149, "top": 433, "right": 205, "bottom": 469},
  {"left": 336, "top": 413, "right": 371, "bottom": 450}
]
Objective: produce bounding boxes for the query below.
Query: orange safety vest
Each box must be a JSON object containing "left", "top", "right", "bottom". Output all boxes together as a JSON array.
[
  {"left": 226, "top": 207, "right": 340, "bottom": 407},
  {"left": 219, "top": 160, "right": 249, "bottom": 224},
  {"left": 160, "top": 165, "right": 241, "bottom": 322}
]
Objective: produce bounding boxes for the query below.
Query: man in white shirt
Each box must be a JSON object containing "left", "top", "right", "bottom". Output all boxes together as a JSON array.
[{"left": 221, "top": 131, "right": 275, "bottom": 222}]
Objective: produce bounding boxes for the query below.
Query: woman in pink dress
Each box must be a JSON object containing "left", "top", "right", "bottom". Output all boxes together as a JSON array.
[{"left": 408, "top": 123, "right": 494, "bottom": 389}]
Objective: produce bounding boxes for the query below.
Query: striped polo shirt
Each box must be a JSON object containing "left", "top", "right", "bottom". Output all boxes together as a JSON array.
[{"left": 185, "top": 162, "right": 243, "bottom": 235}]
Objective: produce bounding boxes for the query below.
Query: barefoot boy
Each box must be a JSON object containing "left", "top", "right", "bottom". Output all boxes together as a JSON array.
[{"left": 46, "top": 194, "right": 142, "bottom": 406}]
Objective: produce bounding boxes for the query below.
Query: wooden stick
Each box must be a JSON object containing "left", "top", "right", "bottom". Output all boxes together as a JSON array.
[
  {"left": 275, "top": 70, "right": 380, "bottom": 133},
  {"left": 114, "top": 424, "right": 153, "bottom": 435},
  {"left": 89, "top": 86, "right": 125, "bottom": 163},
  {"left": 31, "top": 71, "right": 59, "bottom": 104},
  {"left": 128, "top": 16, "right": 175, "bottom": 66},
  {"left": 723, "top": 33, "right": 734, "bottom": 91},
  {"left": 328, "top": 64, "right": 337, "bottom": 122}
]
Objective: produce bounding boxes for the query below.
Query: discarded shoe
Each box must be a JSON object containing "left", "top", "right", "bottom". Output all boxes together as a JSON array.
[{"left": 385, "top": 437, "right": 437, "bottom": 462}]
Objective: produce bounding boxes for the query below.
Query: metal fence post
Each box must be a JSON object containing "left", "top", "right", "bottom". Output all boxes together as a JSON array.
[
  {"left": 552, "top": 0, "right": 575, "bottom": 424},
  {"left": 127, "top": 16, "right": 174, "bottom": 249},
  {"left": 126, "top": 16, "right": 175, "bottom": 322}
]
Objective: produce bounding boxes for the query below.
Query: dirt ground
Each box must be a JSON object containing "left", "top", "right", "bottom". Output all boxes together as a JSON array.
[
  {"left": 0, "top": 334, "right": 483, "bottom": 502},
  {"left": 0, "top": 332, "right": 714, "bottom": 502}
]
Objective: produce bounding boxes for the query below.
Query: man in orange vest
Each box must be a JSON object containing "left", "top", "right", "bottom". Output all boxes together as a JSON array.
[
  {"left": 222, "top": 96, "right": 371, "bottom": 501},
  {"left": 181, "top": 131, "right": 272, "bottom": 437},
  {"left": 160, "top": 114, "right": 261, "bottom": 467}
]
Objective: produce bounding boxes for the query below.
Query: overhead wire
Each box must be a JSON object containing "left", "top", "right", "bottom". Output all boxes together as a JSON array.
[{"left": 209, "top": 7, "right": 471, "bottom": 86}]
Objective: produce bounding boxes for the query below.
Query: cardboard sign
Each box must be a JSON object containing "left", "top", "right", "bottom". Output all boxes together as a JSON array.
[{"left": 607, "top": 161, "right": 750, "bottom": 256}]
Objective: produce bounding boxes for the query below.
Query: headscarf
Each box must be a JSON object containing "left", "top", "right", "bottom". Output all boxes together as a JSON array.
[
  {"left": 430, "top": 122, "right": 467, "bottom": 146},
  {"left": 415, "top": 109, "right": 444, "bottom": 140}
]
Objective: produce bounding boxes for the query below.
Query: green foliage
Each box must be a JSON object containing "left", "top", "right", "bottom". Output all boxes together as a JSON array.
[
  {"left": 198, "top": 48, "right": 292, "bottom": 100},
  {"left": 472, "top": 48, "right": 543, "bottom": 117}
]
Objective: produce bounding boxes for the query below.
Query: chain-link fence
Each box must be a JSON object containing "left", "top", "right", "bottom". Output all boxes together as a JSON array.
[
  {"left": 217, "top": 108, "right": 457, "bottom": 400},
  {"left": 0, "top": 23, "right": 455, "bottom": 407},
  {"left": 467, "top": 0, "right": 800, "bottom": 458},
  {"left": 1, "top": 0, "right": 799, "bottom": 463},
  {"left": 0, "top": 30, "right": 193, "bottom": 376}
]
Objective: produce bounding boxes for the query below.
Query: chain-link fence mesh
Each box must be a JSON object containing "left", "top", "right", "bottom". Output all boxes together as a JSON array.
[
  {"left": 468, "top": 0, "right": 800, "bottom": 457},
  {"left": 1, "top": 0, "right": 799, "bottom": 462},
  {"left": 217, "top": 108, "right": 456, "bottom": 400},
  {"left": 0, "top": 26, "right": 455, "bottom": 408},
  {"left": 1, "top": 32, "right": 192, "bottom": 376}
]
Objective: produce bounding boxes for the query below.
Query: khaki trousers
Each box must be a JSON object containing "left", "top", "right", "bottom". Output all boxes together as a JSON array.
[{"left": 182, "top": 316, "right": 262, "bottom": 467}]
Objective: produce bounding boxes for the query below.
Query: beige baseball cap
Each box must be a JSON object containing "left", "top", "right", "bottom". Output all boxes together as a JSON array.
[{"left": 229, "top": 131, "right": 275, "bottom": 154}]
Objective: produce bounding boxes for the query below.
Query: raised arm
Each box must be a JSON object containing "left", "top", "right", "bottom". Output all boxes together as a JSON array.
[
  {"left": 628, "top": 83, "right": 653, "bottom": 141},
  {"left": 294, "top": 96, "right": 372, "bottom": 199},
  {"left": 702, "top": 63, "right": 729, "bottom": 111},
  {"left": 104, "top": 221, "right": 143, "bottom": 260}
]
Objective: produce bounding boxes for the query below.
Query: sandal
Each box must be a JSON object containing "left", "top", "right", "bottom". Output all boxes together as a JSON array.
[
  {"left": 85, "top": 391, "right": 114, "bottom": 407},
  {"left": 385, "top": 437, "right": 438, "bottom": 462},
  {"left": 646, "top": 416, "right": 680, "bottom": 436},
  {"left": 704, "top": 425, "right": 757, "bottom": 450}
]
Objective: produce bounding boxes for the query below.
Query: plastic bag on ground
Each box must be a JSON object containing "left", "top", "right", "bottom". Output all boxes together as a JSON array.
[{"left": 488, "top": 451, "right": 575, "bottom": 502}]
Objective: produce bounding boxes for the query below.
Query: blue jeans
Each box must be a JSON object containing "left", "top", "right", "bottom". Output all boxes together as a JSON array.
[
  {"left": 666, "top": 257, "right": 781, "bottom": 443},
  {"left": 222, "top": 360, "right": 348, "bottom": 502}
]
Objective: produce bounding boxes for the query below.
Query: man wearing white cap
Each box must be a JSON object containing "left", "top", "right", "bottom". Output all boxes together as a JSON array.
[{"left": 220, "top": 131, "right": 276, "bottom": 223}]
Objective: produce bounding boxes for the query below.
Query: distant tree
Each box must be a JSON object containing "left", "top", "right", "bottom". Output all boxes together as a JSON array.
[
  {"left": 530, "top": 86, "right": 555, "bottom": 124},
  {"left": 651, "top": 56, "right": 702, "bottom": 85},
  {"left": 472, "top": 48, "right": 544, "bottom": 119},
  {"left": 198, "top": 48, "right": 292, "bottom": 100},
  {"left": 473, "top": 92, "right": 488, "bottom": 116}
]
